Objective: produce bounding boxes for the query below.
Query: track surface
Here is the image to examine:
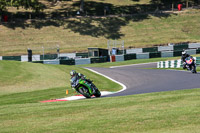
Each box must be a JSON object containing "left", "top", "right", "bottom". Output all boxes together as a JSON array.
[{"left": 88, "top": 63, "right": 200, "bottom": 97}]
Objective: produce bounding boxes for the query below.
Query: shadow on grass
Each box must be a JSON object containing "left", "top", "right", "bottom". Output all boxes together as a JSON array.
[{"left": 2, "top": 0, "right": 176, "bottom": 39}]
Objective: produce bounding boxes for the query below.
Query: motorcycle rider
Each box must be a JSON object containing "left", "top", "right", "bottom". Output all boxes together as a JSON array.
[
  {"left": 70, "top": 70, "right": 86, "bottom": 90},
  {"left": 181, "top": 50, "right": 190, "bottom": 69},
  {"left": 70, "top": 70, "right": 95, "bottom": 92}
]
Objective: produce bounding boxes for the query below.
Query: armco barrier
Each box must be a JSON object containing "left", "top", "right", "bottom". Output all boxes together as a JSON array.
[
  {"left": 126, "top": 48, "right": 142, "bottom": 54},
  {"left": 136, "top": 53, "right": 149, "bottom": 59},
  {"left": 60, "top": 59, "right": 75, "bottom": 65},
  {"left": 3, "top": 56, "right": 21, "bottom": 61},
  {"left": 161, "top": 51, "right": 174, "bottom": 58},
  {"left": 173, "top": 44, "right": 188, "bottom": 51},
  {"left": 158, "top": 46, "right": 174, "bottom": 51},
  {"left": 21, "top": 55, "right": 28, "bottom": 62},
  {"left": 124, "top": 54, "right": 136, "bottom": 61},
  {"left": 197, "top": 48, "right": 200, "bottom": 54},
  {"left": 173, "top": 50, "right": 182, "bottom": 57},
  {"left": 115, "top": 55, "right": 124, "bottom": 62},
  {"left": 196, "top": 57, "right": 200, "bottom": 65},
  {"left": 185, "top": 49, "right": 196, "bottom": 55},
  {"left": 43, "top": 60, "right": 60, "bottom": 65},
  {"left": 143, "top": 47, "right": 158, "bottom": 53},
  {"left": 91, "top": 57, "right": 107, "bottom": 63},
  {"left": 32, "top": 55, "right": 40, "bottom": 61},
  {"left": 75, "top": 58, "right": 91, "bottom": 65},
  {"left": 40, "top": 54, "right": 57, "bottom": 60},
  {"left": 117, "top": 50, "right": 126, "bottom": 55},
  {"left": 60, "top": 53, "right": 76, "bottom": 58},
  {"left": 188, "top": 43, "right": 200, "bottom": 49},
  {"left": 76, "top": 53, "right": 88, "bottom": 58},
  {"left": 149, "top": 52, "right": 161, "bottom": 58}
]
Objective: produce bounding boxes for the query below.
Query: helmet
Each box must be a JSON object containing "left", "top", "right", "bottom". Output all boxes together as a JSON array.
[
  {"left": 182, "top": 51, "right": 186, "bottom": 55},
  {"left": 70, "top": 70, "right": 76, "bottom": 76}
]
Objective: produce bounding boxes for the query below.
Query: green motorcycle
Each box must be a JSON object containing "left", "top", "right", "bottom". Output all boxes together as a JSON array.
[{"left": 74, "top": 78, "right": 101, "bottom": 98}]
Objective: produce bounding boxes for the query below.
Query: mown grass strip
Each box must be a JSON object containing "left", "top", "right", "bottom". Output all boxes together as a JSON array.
[{"left": 0, "top": 88, "right": 199, "bottom": 133}]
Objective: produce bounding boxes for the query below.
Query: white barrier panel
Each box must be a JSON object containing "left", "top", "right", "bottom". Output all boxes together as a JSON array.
[
  {"left": 0, "top": 56, "right": 2, "bottom": 60},
  {"left": 158, "top": 46, "right": 174, "bottom": 51},
  {"left": 158, "top": 60, "right": 179, "bottom": 68},
  {"left": 32, "top": 55, "right": 40, "bottom": 61},
  {"left": 185, "top": 49, "right": 196, "bottom": 55},
  {"left": 160, "top": 61, "right": 164, "bottom": 68},
  {"left": 177, "top": 60, "right": 181, "bottom": 68},
  {"left": 188, "top": 43, "right": 200, "bottom": 49},
  {"left": 136, "top": 53, "right": 149, "bottom": 59},
  {"left": 126, "top": 48, "right": 143, "bottom": 54},
  {"left": 60, "top": 53, "right": 76, "bottom": 58},
  {"left": 165, "top": 61, "right": 169, "bottom": 68},
  {"left": 161, "top": 51, "right": 174, "bottom": 58},
  {"left": 115, "top": 55, "right": 124, "bottom": 62},
  {"left": 171, "top": 60, "right": 175, "bottom": 68},
  {"left": 43, "top": 60, "right": 60, "bottom": 65},
  {"left": 75, "top": 58, "right": 91, "bottom": 65},
  {"left": 21, "top": 55, "right": 28, "bottom": 62}
]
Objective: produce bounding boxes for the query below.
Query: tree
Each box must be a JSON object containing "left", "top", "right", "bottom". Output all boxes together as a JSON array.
[
  {"left": 0, "top": 0, "right": 44, "bottom": 14},
  {"left": 0, "top": 0, "right": 7, "bottom": 14},
  {"left": 80, "top": 0, "right": 84, "bottom": 13}
]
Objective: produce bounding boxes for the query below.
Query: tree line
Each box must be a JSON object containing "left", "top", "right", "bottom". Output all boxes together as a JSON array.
[{"left": 0, "top": 0, "right": 199, "bottom": 16}]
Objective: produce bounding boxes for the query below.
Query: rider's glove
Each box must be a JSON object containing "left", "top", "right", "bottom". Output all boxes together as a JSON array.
[{"left": 71, "top": 84, "right": 75, "bottom": 88}]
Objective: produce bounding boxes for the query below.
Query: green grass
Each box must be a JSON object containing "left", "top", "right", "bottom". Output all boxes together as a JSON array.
[
  {"left": 0, "top": 60, "right": 121, "bottom": 96},
  {"left": 1, "top": 57, "right": 200, "bottom": 132},
  {"left": 0, "top": 88, "right": 200, "bottom": 133}
]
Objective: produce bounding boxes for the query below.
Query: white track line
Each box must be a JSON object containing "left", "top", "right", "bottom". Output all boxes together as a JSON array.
[
  {"left": 41, "top": 68, "right": 127, "bottom": 102},
  {"left": 85, "top": 68, "right": 127, "bottom": 93}
]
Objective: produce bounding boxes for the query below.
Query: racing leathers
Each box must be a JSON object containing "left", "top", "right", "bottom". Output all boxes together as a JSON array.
[
  {"left": 70, "top": 73, "right": 85, "bottom": 90},
  {"left": 181, "top": 53, "right": 190, "bottom": 69}
]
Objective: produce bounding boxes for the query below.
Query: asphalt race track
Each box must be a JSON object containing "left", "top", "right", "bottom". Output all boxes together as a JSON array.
[{"left": 88, "top": 63, "right": 200, "bottom": 97}]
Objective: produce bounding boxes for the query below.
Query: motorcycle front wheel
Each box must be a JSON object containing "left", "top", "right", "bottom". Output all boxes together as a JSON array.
[
  {"left": 191, "top": 65, "right": 197, "bottom": 73},
  {"left": 79, "top": 87, "right": 91, "bottom": 98}
]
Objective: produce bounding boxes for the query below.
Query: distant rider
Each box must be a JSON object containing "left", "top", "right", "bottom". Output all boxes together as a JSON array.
[
  {"left": 181, "top": 51, "right": 190, "bottom": 69},
  {"left": 181, "top": 50, "right": 196, "bottom": 70},
  {"left": 70, "top": 70, "right": 86, "bottom": 90}
]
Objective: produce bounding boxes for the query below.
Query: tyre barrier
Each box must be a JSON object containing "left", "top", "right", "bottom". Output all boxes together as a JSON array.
[
  {"left": 136, "top": 53, "right": 149, "bottom": 59},
  {"left": 21, "top": 55, "right": 28, "bottom": 62},
  {"left": 60, "top": 53, "right": 76, "bottom": 59},
  {"left": 43, "top": 60, "right": 60, "bottom": 65},
  {"left": 189, "top": 43, "right": 200, "bottom": 49},
  {"left": 161, "top": 51, "right": 174, "bottom": 58},
  {"left": 115, "top": 55, "right": 124, "bottom": 62},
  {"left": 126, "top": 48, "right": 142, "bottom": 54},
  {"left": 75, "top": 58, "right": 91, "bottom": 65},
  {"left": 157, "top": 57, "right": 200, "bottom": 68}
]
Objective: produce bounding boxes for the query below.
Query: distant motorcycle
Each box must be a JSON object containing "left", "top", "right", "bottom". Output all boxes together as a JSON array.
[{"left": 185, "top": 56, "right": 197, "bottom": 73}]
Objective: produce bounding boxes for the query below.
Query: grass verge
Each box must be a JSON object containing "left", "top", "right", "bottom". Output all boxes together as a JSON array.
[
  {"left": 0, "top": 88, "right": 200, "bottom": 133},
  {"left": 0, "top": 60, "right": 121, "bottom": 100}
]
